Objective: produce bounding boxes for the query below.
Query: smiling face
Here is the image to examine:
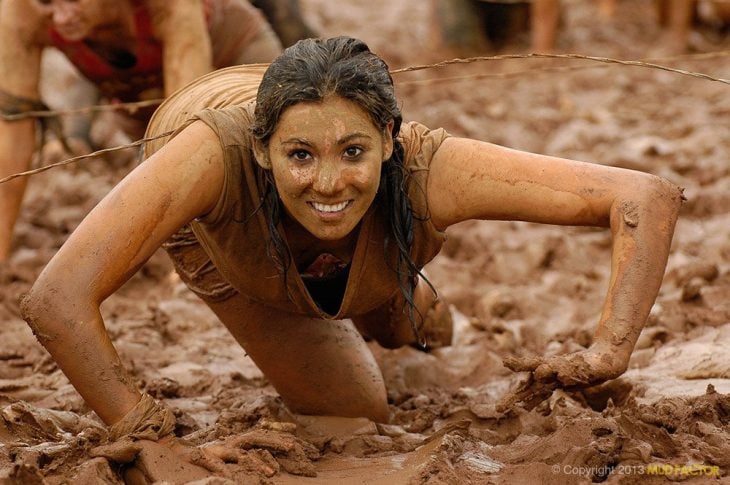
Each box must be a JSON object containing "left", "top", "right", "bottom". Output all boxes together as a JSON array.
[
  {"left": 261, "top": 95, "right": 394, "bottom": 243},
  {"left": 34, "top": 0, "right": 105, "bottom": 41}
]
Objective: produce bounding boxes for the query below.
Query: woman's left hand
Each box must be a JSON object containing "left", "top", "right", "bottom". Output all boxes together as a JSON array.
[
  {"left": 525, "top": 342, "right": 629, "bottom": 387},
  {"left": 497, "top": 343, "right": 630, "bottom": 411}
]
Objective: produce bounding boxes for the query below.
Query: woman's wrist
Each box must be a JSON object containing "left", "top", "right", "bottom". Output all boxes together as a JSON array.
[{"left": 108, "top": 393, "right": 176, "bottom": 442}]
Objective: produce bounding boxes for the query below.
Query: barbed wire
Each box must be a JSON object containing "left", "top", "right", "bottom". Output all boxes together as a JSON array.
[
  {"left": 1, "top": 50, "right": 729, "bottom": 185},
  {"left": 3, "top": 51, "right": 727, "bottom": 122},
  {"left": 390, "top": 52, "right": 730, "bottom": 85},
  {"left": 394, "top": 50, "right": 730, "bottom": 85},
  {"left": 0, "top": 130, "right": 173, "bottom": 185},
  {"left": 0, "top": 98, "right": 164, "bottom": 122}
]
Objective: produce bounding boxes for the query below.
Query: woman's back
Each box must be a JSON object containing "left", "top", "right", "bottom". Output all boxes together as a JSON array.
[{"left": 144, "top": 64, "right": 269, "bottom": 157}]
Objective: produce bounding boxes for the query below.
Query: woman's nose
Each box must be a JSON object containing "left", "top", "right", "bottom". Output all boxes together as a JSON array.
[
  {"left": 312, "top": 160, "right": 344, "bottom": 195},
  {"left": 53, "top": 4, "right": 75, "bottom": 24}
]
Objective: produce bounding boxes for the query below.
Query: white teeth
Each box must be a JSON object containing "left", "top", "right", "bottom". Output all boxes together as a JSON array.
[{"left": 312, "top": 201, "right": 349, "bottom": 213}]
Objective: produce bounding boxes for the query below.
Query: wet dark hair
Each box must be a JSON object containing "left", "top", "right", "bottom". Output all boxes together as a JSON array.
[{"left": 251, "top": 36, "right": 431, "bottom": 345}]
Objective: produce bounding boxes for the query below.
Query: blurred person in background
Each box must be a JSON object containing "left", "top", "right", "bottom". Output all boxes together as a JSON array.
[
  {"left": 656, "top": 0, "right": 730, "bottom": 53},
  {"left": 0, "top": 0, "right": 316, "bottom": 264}
]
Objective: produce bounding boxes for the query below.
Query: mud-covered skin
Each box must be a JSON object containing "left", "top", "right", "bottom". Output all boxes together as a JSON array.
[
  {"left": 22, "top": 93, "right": 683, "bottom": 426},
  {"left": 428, "top": 139, "right": 683, "bottom": 404},
  {"left": 497, "top": 187, "right": 685, "bottom": 409}
]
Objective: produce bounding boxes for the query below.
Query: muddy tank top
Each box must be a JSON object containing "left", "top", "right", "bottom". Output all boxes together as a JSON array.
[{"left": 145, "top": 65, "right": 449, "bottom": 319}]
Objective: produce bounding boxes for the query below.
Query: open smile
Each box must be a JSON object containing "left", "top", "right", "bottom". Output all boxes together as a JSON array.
[{"left": 309, "top": 200, "right": 353, "bottom": 215}]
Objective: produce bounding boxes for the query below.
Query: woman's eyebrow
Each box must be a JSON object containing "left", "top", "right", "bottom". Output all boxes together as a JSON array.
[
  {"left": 337, "top": 132, "right": 372, "bottom": 145},
  {"left": 281, "top": 137, "right": 313, "bottom": 146},
  {"left": 281, "top": 132, "right": 372, "bottom": 146}
]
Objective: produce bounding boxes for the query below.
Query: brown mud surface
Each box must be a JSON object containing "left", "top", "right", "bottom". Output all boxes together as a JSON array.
[{"left": 1, "top": 1, "right": 730, "bottom": 483}]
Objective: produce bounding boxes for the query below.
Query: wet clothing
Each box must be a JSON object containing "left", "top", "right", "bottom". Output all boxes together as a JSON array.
[
  {"left": 48, "top": 0, "right": 277, "bottom": 103},
  {"left": 145, "top": 65, "right": 449, "bottom": 319}
]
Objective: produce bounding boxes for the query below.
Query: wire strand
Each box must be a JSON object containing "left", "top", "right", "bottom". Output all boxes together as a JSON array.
[
  {"left": 0, "top": 98, "right": 164, "bottom": 122},
  {"left": 390, "top": 52, "right": 730, "bottom": 86},
  {"left": 1, "top": 50, "right": 728, "bottom": 184},
  {"left": 0, "top": 130, "right": 174, "bottom": 185},
  {"left": 395, "top": 50, "right": 730, "bottom": 85}
]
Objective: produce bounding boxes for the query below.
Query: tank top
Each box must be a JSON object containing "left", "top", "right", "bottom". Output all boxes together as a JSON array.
[{"left": 145, "top": 65, "right": 449, "bottom": 319}]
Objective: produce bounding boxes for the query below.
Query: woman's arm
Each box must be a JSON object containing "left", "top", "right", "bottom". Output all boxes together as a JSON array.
[
  {"left": 427, "top": 137, "right": 683, "bottom": 386},
  {"left": 148, "top": 0, "right": 213, "bottom": 96},
  {"left": 20, "top": 121, "right": 224, "bottom": 424}
]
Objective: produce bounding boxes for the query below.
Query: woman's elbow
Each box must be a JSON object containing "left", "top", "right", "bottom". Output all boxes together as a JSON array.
[
  {"left": 619, "top": 173, "right": 684, "bottom": 227},
  {"left": 641, "top": 174, "right": 684, "bottom": 221},
  {"left": 19, "top": 279, "right": 86, "bottom": 347},
  {"left": 607, "top": 173, "right": 683, "bottom": 239}
]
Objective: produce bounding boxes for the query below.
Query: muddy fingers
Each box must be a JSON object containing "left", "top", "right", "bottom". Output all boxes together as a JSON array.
[
  {"left": 499, "top": 345, "right": 632, "bottom": 412},
  {"left": 500, "top": 355, "right": 557, "bottom": 412},
  {"left": 199, "top": 443, "right": 279, "bottom": 477},
  {"left": 200, "top": 429, "right": 320, "bottom": 477},
  {"left": 496, "top": 372, "right": 558, "bottom": 413}
]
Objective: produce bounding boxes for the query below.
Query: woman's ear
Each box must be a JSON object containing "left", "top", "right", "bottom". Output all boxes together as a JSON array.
[
  {"left": 382, "top": 119, "right": 395, "bottom": 162},
  {"left": 253, "top": 140, "right": 272, "bottom": 170}
]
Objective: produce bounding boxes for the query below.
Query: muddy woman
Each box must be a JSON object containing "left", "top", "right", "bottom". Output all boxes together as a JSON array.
[
  {"left": 0, "top": 0, "right": 298, "bottom": 264},
  {"left": 21, "top": 37, "right": 682, "bottom": 480}
]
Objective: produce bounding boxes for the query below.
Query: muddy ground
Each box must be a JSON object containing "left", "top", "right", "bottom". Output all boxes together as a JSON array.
[{"left": 1, "top": 0, "right": 729, "bottom": 483}]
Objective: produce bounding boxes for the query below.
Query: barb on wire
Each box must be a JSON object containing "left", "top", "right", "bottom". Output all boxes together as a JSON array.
[
  {"left": 0, "top": 130, "right": 174, "bottom": 185},
  {"left": 0, "top": 98, "right": 164, "bottom": 122},
  {"left": 395, "top": 50, "right": 730, "bottom": 86},
  {"left": 391, "top": 52, "right": 730, "bottom": 86}
]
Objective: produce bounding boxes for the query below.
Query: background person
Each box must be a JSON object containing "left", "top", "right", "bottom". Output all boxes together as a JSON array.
[{"left": 0, "top": 0, "right": 287, "bottom": 263}]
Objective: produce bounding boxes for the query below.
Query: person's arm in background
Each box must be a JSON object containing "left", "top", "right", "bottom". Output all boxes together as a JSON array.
[
  {"left": 0, "top": 0, "right": 45, "bottom": 262},
  {"left": 148, "top": 0, "right": 213, "bottom": 96},
  {"left": 427, "top": 137, "right": 683, "bottom": 388}
]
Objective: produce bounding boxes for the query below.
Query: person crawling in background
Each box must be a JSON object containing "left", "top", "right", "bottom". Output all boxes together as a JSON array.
[
  {"left": 20, "top": 36, "right": 683, "bottom": 482},
  {"left": 0, "top": 0, "right": 318, "bottom": 264}
]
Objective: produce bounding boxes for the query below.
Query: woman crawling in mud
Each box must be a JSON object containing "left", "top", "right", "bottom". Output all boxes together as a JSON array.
[{"left": 20, "top": 37, "right": 683, "bottom": 479}]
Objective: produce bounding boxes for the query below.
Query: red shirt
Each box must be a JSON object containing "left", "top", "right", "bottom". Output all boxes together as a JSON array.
[{"left": 48, "top": 0, "right": 215, "bottom": 102}]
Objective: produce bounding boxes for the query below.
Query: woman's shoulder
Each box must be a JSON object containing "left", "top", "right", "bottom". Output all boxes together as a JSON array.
[
  {"left": 398, "top": 120, "right": 451, "bottom": 171},
  {"left": 193, "top": 102, "right": 256, "bottom": 146}
]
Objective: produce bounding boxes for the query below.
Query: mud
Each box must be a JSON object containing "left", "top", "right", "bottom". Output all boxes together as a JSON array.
[{"left": 1, "top": 0, "right": 729, "bottom": 483}]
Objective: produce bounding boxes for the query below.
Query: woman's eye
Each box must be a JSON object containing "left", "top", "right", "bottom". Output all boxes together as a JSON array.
[
  {"left": 344, "top": 146, "right": 363, "bottom": 159},
  {"left": 290, "top": 150, "right": 311, "bottom": 162},
  {"left": 36, "top": 0, "right": 52, "bottom": 5}
]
